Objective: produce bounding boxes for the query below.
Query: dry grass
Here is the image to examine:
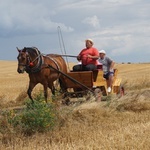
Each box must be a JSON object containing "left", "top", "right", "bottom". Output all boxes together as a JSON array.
[
  {"left": 115, "top": 63, "right": 150, "bottom": 90},
  {"left": 0, "top": 60, "right": 43, "bottom": 108},
  {"left": 0, "top": 61, "right": 150, "bottom": 150}
]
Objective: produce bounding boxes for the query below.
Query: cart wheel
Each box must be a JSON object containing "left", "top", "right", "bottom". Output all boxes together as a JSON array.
[
  {"left": 65, "top": 98, "right": 70, "bottom": 105},
  {"left": 121, "top": 86, "right": 125, "bottom": 96},
  {"left": 62, "top": 97, "right": 70, "bottom": 105},
  {"left": 117, "top": 85, "right": 125, "bottom": 97},
  {"left": 94, "top": 88, "right": 102, "bottom": 101}
]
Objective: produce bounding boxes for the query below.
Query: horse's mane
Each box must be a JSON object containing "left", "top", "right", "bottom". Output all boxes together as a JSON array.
[{"left": 23, "top": 47, "right": 41, "bottom": 57}]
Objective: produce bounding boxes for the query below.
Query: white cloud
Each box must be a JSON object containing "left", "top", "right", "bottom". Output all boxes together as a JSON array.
[
  {"left": 0, "top": 0, "right": 74, "bottom": 37},
  {"left": 82, "top": 15, "right": 100, "bottom": 29}
]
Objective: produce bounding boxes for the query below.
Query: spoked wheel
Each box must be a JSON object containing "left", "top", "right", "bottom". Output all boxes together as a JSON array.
[
  {"left": 117, "top": 85, "right": 125, "bottom": 97},
  {"left": 120, "top": 86, "right": 125, "bottom": 96}
]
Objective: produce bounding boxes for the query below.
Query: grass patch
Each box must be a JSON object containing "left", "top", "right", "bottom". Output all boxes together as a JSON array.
[{"left": 0, "top": 93, "right": 59, "bottom": 136}]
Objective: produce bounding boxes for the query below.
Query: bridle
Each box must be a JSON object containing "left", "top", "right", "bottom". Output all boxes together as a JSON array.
[
  {"left": 18, "top": 51, "right": 30, "bottom": 66},
  {"left": 18, "top": 47, "right": 43, "bottom": 73}
]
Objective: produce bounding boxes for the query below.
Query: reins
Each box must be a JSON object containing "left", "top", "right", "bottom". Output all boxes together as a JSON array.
[{"left": 45, "top": 55, "right": 60, "bottom": 71}]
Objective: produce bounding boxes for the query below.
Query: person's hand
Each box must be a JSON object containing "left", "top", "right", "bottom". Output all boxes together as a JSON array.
[
  {"left": 87, "top": 54, "right": 92, "bottom": 58},
  {"left": 77, "top": 55, "right": 81, "bottom": 61},
  {"left": 109, "top": 68, "right": 114, "bottom": 73}
]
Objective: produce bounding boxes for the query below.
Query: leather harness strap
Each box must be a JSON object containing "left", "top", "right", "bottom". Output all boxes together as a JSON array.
[{"left": 46, "top": 55, "right": 60, "bottom": 71}]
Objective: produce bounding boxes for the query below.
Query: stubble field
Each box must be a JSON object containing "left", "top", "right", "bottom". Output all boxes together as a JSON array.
[{"left": 0, "top": 60, "right": 150, "bottom": 150}]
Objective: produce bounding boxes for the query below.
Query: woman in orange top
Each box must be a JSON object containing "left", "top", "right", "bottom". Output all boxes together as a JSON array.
[{"left": 73, "top": 39, "right": 99, "bottom": 71}]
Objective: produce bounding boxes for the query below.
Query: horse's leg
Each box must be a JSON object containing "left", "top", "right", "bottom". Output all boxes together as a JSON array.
[
  {"left": 52, "top": 82, "right": 56, "bottom": 95},
  {"left": 59, "top": 78, "right": 67, "bottom": 93},
  {"left": 43, "top": 83, "right": 48, "bottom": 103},
  {"left": 48, "top": 82, "right": 55, "bottom": 95},
  {"left": 27, "top": 82, "right": 37, "bottom": 103}
]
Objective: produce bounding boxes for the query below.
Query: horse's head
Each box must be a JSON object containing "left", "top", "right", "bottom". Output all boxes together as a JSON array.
[
  {"left": 17, "top": 47, "right": 42, "bottom": 74},
  {"left": 17, "top": 47, "right": 29, "bottom": 73}
]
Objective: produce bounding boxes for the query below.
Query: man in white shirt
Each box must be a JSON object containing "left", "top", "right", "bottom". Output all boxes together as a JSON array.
[{"left": 98, "top": 50, "right": 115, "bottom": 93}]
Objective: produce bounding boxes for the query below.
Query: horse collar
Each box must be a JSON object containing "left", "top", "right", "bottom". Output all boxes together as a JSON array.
[{"left": 26, "top": 48, "right": 43, "bottom": 73}]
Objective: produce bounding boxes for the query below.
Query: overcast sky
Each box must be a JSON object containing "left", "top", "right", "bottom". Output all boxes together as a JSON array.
[{"left": 0, "top": 0, "right": 150, "bottom": 63}]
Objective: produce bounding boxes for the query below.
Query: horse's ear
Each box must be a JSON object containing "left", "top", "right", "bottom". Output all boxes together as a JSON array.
[
  {"left": 23, "top": 47, "right": 27, "bottom": 52},
  {"left": 16, "top": 47, "right": 21, "bottom": 52}
]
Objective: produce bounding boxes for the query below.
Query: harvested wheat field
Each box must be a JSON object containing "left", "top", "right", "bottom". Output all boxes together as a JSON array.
[{"left": 0, "top": 60, "right": 150, "bottom": 150}]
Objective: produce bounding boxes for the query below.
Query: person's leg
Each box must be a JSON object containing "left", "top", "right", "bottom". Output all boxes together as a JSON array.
[
  {"left": 107, "top": 73, "right": 114, "bottom": 92},
  {"left": 104, "top": 73, "right": 113, "bottom": 93},
  {"left": 73, "top": 64, "right": 82, "bottom": 71},
  {"left": 84, "top": 64, "right": 97, "bottom": 71},
  {"left": 108, "top": 74, "right": 114, "bottom": 88}
]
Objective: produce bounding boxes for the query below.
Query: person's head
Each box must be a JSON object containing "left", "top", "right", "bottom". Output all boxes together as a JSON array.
[
  {"left": 85, "top": 39, "right": 93, "bottom": 48},
  {"left": 99, "top": 50, "right": 106, "bottom": 58}
]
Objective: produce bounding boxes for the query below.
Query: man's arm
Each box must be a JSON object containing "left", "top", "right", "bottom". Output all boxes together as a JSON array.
[{"left": 110, "top": 61, "right": 115, "bottom": 72}]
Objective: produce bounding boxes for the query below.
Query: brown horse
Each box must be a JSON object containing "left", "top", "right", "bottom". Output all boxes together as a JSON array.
[{"left": 17, "top": 47, "right": 67, "bottom": 103}]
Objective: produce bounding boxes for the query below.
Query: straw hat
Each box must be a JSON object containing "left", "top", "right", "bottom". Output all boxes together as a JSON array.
[{"left": 85, "top": 39, "right": 94, "bottom": 45}]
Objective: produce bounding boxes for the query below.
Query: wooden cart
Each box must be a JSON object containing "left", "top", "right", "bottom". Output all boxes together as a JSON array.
[
  {"left": 64, "top": 68, "right": 123, "bottom": 97},
  {"left": 49, "top": 65, "right": 124, "bottom": 99}
]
